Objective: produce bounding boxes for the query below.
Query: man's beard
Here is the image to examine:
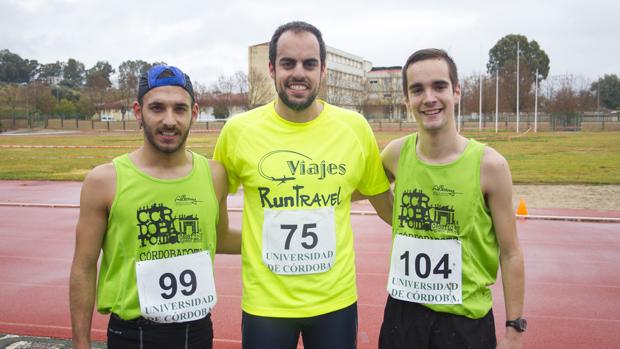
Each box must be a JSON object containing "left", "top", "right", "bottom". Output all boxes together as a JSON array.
[
  {"left": 142, "top": 121, "right": 191, "bottom": 154},
  {"left": 276, "top": 77, "right": 320, "bottom": 111}
]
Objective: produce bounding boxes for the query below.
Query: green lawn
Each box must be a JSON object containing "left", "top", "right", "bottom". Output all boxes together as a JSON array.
[{"left": 1, "top": 130, "right": 619, "bottom": 184}]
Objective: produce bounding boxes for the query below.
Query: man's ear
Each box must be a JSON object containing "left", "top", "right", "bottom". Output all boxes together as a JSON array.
[
  {"left": 269, "top": 61, "right": 276, "bottom": 80},
  {"left": 133, "top": 101, "right": 143, "bottom": 127}
]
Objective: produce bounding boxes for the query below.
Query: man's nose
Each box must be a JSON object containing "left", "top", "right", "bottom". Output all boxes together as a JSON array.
[
  {"left": 292, "top": 62, "right": 305, "bottom": 78},
  {"left": 162, "top": 109, "right": 176, "bottom": 126}
]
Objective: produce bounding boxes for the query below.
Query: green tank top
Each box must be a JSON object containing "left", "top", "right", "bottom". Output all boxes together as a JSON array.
[
  {"left": 96, "top": 152, "right": 219, "bottom": 320},
  {"left": 391, "top": 134, "right": 498, "bottom": 319}
]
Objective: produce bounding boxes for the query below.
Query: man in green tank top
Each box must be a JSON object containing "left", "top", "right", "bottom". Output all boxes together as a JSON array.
[
  {"left": 378, "top": 49, "right": 526, "bottom": 349},
  {"left": 69, "top": 65, "right": 240, "bottom": 349}
]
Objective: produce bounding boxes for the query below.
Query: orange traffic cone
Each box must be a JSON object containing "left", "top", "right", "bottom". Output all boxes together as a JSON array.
[{"left": 516, "top": 198, "right": 528, "bottom": 216}]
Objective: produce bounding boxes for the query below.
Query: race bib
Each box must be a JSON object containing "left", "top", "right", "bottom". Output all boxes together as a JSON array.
[
  {"left": 387, "top": 235, "right": 462, "bottom": 304},
  {"left": 262, "top": 207, "right": 336, "bottom": 275},
  {"left": 135, "top": 251, "right": 217, "bottom": 323}
]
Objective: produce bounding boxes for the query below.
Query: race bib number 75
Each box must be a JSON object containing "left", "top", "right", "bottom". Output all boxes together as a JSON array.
[{"left": 262, "top": 207, "right": 336, "bottom": 275}]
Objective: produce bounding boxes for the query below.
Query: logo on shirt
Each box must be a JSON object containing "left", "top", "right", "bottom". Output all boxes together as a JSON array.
[
  {"left": 136, "top": 203, "right": 203, "bottom": 248},
  {"left": 432, "top": 185, "right": 462, "bottom": 197},
  {"left": 175, "top": 194, "right": 202, "bottom": 205},
  {"left": 398, "top": 189, "right": 459, "bottom": 235},
  {"left": 258, "top": 150, "right": 346, "bottom": 184}
]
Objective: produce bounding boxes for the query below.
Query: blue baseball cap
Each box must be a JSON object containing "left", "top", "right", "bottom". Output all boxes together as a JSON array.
[{"left": 137, "top": 65, "right": 195, "bottom": 104}]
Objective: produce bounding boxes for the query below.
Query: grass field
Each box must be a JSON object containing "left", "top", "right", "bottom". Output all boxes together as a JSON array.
[{"left": 0, "top": 130, "right": 619, "bottom": 184}]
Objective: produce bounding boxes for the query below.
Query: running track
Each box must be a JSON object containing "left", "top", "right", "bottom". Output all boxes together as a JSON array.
[{"left": 1, "top": 181, "right": 619, "bottom": 348}]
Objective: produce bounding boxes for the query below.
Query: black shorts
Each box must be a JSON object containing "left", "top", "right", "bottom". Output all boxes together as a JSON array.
[
  {"left": 242, "top": 302, "right": 358, "bottom": 349},
  {"left": 107, "top": 313, "right": 213, "bottom": 349},
  {"left": 378, "top": 296, "right": 496, "bottom": 349}
]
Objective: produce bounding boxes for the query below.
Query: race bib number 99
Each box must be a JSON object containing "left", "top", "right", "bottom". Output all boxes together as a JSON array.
[
  {"left": 136, "top": 251, "right": 217, "bottom": 323},
  {"left": 387, "top": 235, "right": 462, "bottom": 304},
  {"left": 262, "top": 207, "right": 336, "bottom": 275}
]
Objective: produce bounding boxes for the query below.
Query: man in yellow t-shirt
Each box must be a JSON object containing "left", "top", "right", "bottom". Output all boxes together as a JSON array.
[{"left": 214, "top": 21, "right": 391, "bottom": 349}]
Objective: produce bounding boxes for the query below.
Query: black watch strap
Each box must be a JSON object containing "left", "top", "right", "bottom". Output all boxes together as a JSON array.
[{"left": 505, "top": 317, "right": 527, "bottom": 332}]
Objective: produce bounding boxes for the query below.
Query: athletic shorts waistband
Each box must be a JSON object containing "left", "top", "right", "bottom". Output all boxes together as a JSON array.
[{"left": 110, "top": 313, "right": 211, "bottom": 328}]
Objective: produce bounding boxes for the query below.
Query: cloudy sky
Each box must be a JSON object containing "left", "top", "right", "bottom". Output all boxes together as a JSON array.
[{"left": 1, "top": 0, "right": 617, "bottom": 87}]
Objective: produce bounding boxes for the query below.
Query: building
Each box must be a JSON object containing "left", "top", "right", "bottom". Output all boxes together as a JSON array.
[
  {"left": 364, "top": 66, "right": 407, "bottom": 120},
  {"left": 248, "top": 43, "right": 370, "bottom": 112}
]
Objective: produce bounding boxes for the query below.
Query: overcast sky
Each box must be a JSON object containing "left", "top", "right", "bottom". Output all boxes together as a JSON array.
[{"left": 1, "top": 0, "right": 617, "bottom": 87}]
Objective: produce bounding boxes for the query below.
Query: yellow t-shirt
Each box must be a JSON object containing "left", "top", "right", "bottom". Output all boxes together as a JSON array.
[{"left": 214, "top": 100, "right": 389, "bottom": 317}]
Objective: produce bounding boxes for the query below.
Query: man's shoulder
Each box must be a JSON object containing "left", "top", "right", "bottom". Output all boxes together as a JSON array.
[
  {"left": 82, "top": 162, "right": 116, "bottom": 197},
  {"left": 226, "top": 104, "right": 271, "bottom": 125},
  {"left": 87, "top": 162, "right": 116, "bottom": 181},
  {"left": 323, "top": 103, "right": 374, "bottom": 136},
  {"left": 480, "top": 145, "right": 510, "bottom": 176},
  {"left": 480, "top": 144, "right": 507, "bottom": 164},
  {"left": 325, "top": 103, "right": 367, "bottom": 122},
  {"left": 386, "top": 134, "right": 411, "bottom": 150}
]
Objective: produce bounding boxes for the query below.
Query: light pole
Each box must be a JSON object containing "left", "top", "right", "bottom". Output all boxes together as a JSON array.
[
  {"left": 516, "top": 41, "right": 520, "bottom": 133},
  {"left": 495, "top": 69, "right": 499, "bottom": 133},
  {"left": 479, "top": 71, "right": 483, "bottom": 131},
  {"left": 534, "top": 68, "right": 538, "bottom": 132}
]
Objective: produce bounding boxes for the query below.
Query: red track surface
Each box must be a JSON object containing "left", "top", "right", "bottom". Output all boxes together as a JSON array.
[{"left": 1, "top": 180, "right": 619, "bottom": 348}]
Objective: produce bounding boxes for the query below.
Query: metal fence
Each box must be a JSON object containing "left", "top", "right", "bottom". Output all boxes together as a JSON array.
[
  {"left": 0, "top": 115, "right": 227, "bottom": 132},
  {"left": 1, "top": 113, "right": 619, "bottom": 133}
]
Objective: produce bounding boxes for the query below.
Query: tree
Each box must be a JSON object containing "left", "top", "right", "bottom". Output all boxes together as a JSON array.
[
  {"left": 247, "top": 70, "right": 274, "bottom": 109},
  {"left": 0, "top": 49, "right": 39, "bottom": 83},
  {"left": 546, "top": 74, "right": 584, "bottom": 129},
  {"left": 487, "top": 34, "right": 550, "bottom": 82},
  {"left": 54, "top": 99, "right": 78, "bottom": 117},
  {"left": 62, "top": 58, "right": 85, "bottom": 88},
  {"left": 86, "top": 61, "right": 114, "bottom": 90},
  {"left": 212, "top": 99, "right": 230, "bottom": 119},
  {"left": 233, "top": 70, "right": 249, "bottom": 110},
  {"left": 85, "top": 61, "right": 115, "bottom": 117},
  {"left": 0, "top": 83, "right": 22, "bottom": 116},
  {"left": 38, "top": 61, "right": 64, "bottom": 81},
  {"left": 118, "top": 60, "right": 150, "bottom": 119},
  {"left": 487, "top": 34, "right": 550, "bottom": 113},
  {"left": 591, "top": 74, "right": 620, "bottom": 110},
  {"left": 211, "top": 74, "right": 236, "bottom": 117}
]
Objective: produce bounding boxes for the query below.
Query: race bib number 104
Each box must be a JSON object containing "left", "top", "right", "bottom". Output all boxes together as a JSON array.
[
  {"left": 136, "top": 251, "right": 217, "bottom": 323},
  {"left": 387, "top": 235, "right": 462, "bottom": 304},
  {"left": 262, "top": 207, "right": 336, "bottom": 275}
]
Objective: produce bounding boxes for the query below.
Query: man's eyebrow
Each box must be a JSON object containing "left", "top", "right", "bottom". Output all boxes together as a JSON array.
[{"left": 409, "top": 82, "right": 423, "bottom": 90}]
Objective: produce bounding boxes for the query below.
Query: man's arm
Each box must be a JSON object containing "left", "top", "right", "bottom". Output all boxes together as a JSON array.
[
  {"left": 210, "top": 160, "right": 241, "bottom": 254},
  {"left": 366, "top": 190, "right": 393, "bottom": 225},
  {"left": 69, "top": 164, "right": 115, "bottom": 349},
  {"left": 481, "top": 147, "right": 525, "bottom": 349},
  {"left": 380, "top": 136, "right": 407, "bottom": 184},
  {"left": 358, "top": 136, "right": 409, "bottom": 225}
]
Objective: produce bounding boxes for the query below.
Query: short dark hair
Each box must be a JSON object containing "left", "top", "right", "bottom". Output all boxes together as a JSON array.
[
  {"left": 269, "top": 21, "right": 326, "bottom": 68},
  {"left": 402, "top": 49, "right": 458, "bottom": 99}
]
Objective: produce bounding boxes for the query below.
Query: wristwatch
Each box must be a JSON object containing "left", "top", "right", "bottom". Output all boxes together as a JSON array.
[{"left": 505, "top": 317, "right": 527, "bottom": 332}]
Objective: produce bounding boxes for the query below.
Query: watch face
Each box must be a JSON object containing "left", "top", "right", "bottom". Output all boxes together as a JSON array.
[{"left": 507, "top": 318, "right": 527, "bottom": 332}]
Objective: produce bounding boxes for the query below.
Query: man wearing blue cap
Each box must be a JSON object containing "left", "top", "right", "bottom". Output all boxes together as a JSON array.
[{"left": 69, "top": 65, "right": 239, "bottom": 349}]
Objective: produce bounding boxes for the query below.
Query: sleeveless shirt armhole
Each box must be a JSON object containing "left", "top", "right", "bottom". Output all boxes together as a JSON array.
[{"left": 108, "top": 156, "right": 124, "bottom": 222}]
